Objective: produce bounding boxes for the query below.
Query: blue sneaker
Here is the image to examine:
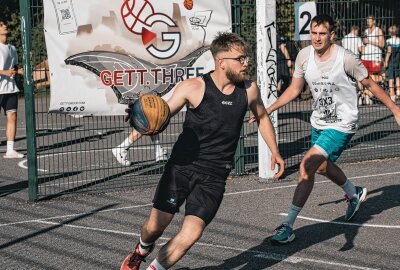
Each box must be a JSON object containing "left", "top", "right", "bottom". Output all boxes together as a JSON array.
[
  {"left": 271, "top": 223, "right": 295, "bottom": 244},
  {"left": 345, "top": 186, "right": 367, "bottom": 221}
]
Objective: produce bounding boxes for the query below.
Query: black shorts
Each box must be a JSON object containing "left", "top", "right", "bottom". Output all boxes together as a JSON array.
[
  {"left": 153, "top": 163, "right": 228, "bottom": 225},
  {"left": 0, "top": 93, "right": 18, "bottom": 115}
]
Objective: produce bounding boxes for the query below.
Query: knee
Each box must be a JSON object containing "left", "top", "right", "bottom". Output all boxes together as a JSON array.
[
  {"left": 7, "top": 112, "right": 17, "bottom": 121},
  {"left": 298, "top": 165, "right": 314, "bottom": 183},
  {"left": 315, "top": 161, "right": 329, "bottom": 176},
  {"left": 144, "top": 222, "right": 165, "bottom": 238},
  {"left": 316, "top": 167, "right": 327, "bottom": 176},
  {"left": 176, "top": 230, "right": 203, "bottom": 249}
]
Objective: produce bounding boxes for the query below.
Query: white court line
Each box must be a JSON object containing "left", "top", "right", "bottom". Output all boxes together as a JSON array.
[
  {"left": 346, "top": 142, "right": 400, "bottom": 152},
  {"left": 33, "top": 220, "right": 377, "bottom": 270},
  {"left": 2, "top": 170, "right": 400, "bottom": 228},
  {"left": 224, "top": 171, "right": 400, "bottom": 196},
  {"left": 0, "top": 203, "right": 153, "bottom": 227},
  {"left": 34, "top": 167, "right": 400, "bottom": 190},
  {"left": 17, "top": 146, "right": 172, "bottom": 171},
  {"left": 279, "top": 214, "right": 400, "bottom": 229}
]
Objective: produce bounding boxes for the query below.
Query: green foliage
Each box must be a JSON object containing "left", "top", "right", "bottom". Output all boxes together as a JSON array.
[
  {"left": 1, "top": 3, "right": 23, "bottom": 91},
  {"left": 0, "top": 0, "right": 19, "bottom": 22},
  {"left": 1, "top": 1, "right": 21, "bottom": 62},
  {"left": 233, "top": 0, "right": 298, "bottom": 79},
  {"left": 31, "top": 8, "right": 46, "bottom": 67}
]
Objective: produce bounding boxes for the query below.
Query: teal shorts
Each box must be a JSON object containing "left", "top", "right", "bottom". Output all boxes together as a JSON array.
[{"left": 311, "top": 128, "right": 354, "bottom": 162}]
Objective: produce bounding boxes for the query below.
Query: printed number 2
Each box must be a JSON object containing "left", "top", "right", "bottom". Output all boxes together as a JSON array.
[{"left": 299, "top": 11, "right": 311, "bottom": 35}]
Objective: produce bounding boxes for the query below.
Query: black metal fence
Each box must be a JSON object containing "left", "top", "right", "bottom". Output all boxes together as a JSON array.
[{"left": 21, "top": 0, "right": 400, "bottom": 201}]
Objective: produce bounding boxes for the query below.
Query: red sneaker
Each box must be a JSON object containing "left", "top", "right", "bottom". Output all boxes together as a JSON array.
[{"left": 120, "top": 243, "right": 154, "bottom": 270}]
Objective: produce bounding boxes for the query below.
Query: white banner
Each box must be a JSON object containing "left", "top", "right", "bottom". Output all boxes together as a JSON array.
[
  {"left": 43, "top": 0, "right": 232, "bottom": 115},
  {"left": 294, "top": 1, "right": 316, "bottom": 41}
]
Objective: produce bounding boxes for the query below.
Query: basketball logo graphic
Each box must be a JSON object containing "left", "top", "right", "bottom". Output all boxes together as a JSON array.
[
  {"left": 120, "top": 0, "right": 156, "bottom": 45},
  {"left": 184, "top": 0, "right": 193, "bottom": 10}
]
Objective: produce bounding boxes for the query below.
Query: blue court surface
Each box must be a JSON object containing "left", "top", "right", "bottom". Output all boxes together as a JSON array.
[{"left": 1, "top": 157, "right": 399, "bottom": 269}]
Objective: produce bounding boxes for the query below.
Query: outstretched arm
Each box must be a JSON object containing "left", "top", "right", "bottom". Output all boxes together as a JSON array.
[
  {"left": 247, "top": 81, "right": 284, "bottom": 179},
  {"left": 165, "top": 79, "right": 201, "bottom": 116},
  {"left": 124, "top": 78, "right": 203, "bottom": 137},
  {"left": 361, "top": 76, "right": 400, "bottom": 125},
  {"left": 267, "top": 76, "right": 305, "bottom": 114}
]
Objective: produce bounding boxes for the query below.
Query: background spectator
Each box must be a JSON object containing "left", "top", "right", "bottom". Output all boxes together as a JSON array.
[
  {"left": 342, "top": 25, "right": 364, "bottom": 98},
  {"left": 361, "top": 15, "right": 385, "bottom": 105},
  {"left": 384, "top": 25, "right": 400, "bottom": 103},
  {"left": 277, "top": 35, "right": 292, "bottom": 94},
  {"left": 342, "top": 25, "right": 364, "bottom": 57},
  {"left": 0, "top": 18, "right": 24, "bottom": 159}
]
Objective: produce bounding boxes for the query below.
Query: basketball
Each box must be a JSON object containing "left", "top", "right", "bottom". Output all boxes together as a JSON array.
[
  {"left": 128, "top": 95, "right": 170, "bottom": 135},
  {"left": 184, "top": 0, "right": 193, "bottom": 10},
  {"left": 120, "top": 0, "right": 154, "bottom": 34}
]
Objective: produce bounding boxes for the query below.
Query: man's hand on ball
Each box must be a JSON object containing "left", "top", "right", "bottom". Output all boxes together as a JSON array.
[{"left": 125, "top": 92, "right": 144, "bottom": 122}]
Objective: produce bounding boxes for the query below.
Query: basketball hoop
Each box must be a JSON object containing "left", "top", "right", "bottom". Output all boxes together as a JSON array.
[{"left": 189, "top": 17, "right": 201, "bottom": 30}]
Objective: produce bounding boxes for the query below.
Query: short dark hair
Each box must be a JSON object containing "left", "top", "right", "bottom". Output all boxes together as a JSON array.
[
  {"left": 210, "top": 32, "right": 251, "bottom": 58},
  {"left": 311, "top": 14, "right": 336, "bottom": 33},
  {"left": 367, "top": 15, "right": 376, "bottom": 21}
]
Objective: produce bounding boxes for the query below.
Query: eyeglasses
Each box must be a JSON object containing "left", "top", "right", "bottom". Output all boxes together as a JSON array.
[{"left": 220, "top": 55, "right": 249, "bottom": 64}]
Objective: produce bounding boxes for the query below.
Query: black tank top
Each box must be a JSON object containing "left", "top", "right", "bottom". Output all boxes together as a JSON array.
[{"left": 170, "top": 72, "right": 248, "bottom": 174}]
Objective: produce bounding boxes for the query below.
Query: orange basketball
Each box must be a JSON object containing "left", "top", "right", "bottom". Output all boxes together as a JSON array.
[
  {"left": 129, "top": 95, "right": 170, "bottom": 135},
  {"left": 183, "top": 0, "right": 193, "bottom": 10}
]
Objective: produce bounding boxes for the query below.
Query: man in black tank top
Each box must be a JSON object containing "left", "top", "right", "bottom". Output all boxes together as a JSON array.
[{"left": 121, "top": 32, "right": 284, "bottom": 270}]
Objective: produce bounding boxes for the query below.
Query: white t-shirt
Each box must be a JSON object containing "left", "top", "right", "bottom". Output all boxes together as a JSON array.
[
  {"left": 361, "top": 27, "right": 383, "bottom": 62},
  {"left": 342, "top": 33, "right": 363, "bottom": 57},
  {"left": 294, "top": 45, "right": 368, "bottom": 133},
  {"left": 0, "top": 43, "right": 19, "bottom": 94},
  {"left": 386, "top": 37, "right": 400, "bottom": 48}
]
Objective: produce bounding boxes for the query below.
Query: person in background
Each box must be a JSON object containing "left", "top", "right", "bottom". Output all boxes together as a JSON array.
[
  {"left": 342, "top": 25, "right": 365, "bottom": 102},
  {"left": 112, "top": 132, "right": 168, "bottom": 166},
  {"left": 360, "top": 16, "right": 385, "bottom": 105},
  {"left": 342, "top": 25, "right": 364, "bottom": 57},
  {"left": 384, "top": 25, "right": 400, "bottom": 103},
  {"left": 277, "top": 35, "right": 292, "bottom": 94},
  {"left": 0, "top": 18, "right": 24, "bottom": 159}
]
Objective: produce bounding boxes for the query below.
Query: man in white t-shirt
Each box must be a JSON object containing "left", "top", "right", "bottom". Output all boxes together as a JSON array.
[
  {"left": 266, "top": 14, "right": 400, "bottom": 245},
  {"left": 360, "top": 16, "right": 385, "bottom": 104},
  {"left": 342, "top": 25, "right": 364, "bottom": 96},
  {"left": 342, "top": 25, "right": 364, "bottom": 57},
  {"left": 384, "top": 25, "right": 400, "bottom": 102},
  {"left": 0, "top": 19, "right": 24, "bottom": 158}
]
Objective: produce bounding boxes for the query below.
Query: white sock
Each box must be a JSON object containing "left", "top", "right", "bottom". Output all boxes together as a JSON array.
[
  {"left": 341, "top": 179, "right": 357, "bottom": 199},
  {"left": 153, "top": 140, "right": 162, "bottom": 151},
  {"left": 147, "top": 259, "right": 166, "bottom": 270},
  {"left": 282, "top": 204, "right": 302, "bottom": 228},
  {"left": 7, "top": 141, "right": 14, "bottom": 152},
  {"left": 138, "top": 237, "right": 154, "bottom": 255},
  {"left": 117, "top": 137, "right": 133, "bottom": 150}
]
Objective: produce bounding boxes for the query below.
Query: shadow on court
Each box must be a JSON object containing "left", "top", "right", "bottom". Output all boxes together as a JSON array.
[
  {"left": 177, "top": 185, "right": 400, "bottom": 270},
  {"left": 0, "top": 203, "right": 118, "bottom": 251}
]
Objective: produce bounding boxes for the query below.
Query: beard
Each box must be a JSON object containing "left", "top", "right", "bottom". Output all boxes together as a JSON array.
[{"left": 226, "top": 68, "right": 246, "bottom": 83}]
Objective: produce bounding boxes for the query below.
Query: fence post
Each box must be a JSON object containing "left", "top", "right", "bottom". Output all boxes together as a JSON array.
[
  {"left": 234, "top": 127, "right": 245, "bottom": 175},
  {"left": 256, "top": 0, "right": 278, "bottom": 180},
  {"left": 19, "top": 0, "right": 38, "bottom": 202},
  {"left": 231, "top": 0, "right": 245, "bottom": 174},
  {"left": 231, "top": 0, "right": 241, "bottom": 35}
]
